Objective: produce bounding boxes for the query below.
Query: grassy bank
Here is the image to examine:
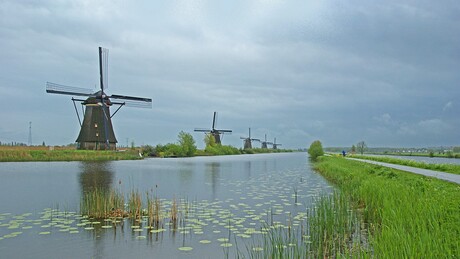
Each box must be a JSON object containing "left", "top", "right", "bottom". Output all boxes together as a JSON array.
[
  {"left": 314, "top": 156, "right": 460, "bottom": 258},
  {"left": 0, "top": 149, "right": 142, "bottom": 162},
  {"left": 352, "top": 154, "right": 460, "bottom": 175}
]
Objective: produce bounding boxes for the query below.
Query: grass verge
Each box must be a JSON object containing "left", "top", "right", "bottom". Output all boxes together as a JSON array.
[
  {"left": 314, "top": 156, "right": 460, "bottom": 258},
  {"left": 0, "top": 149, "right": 142, "bottom": 162},
  {"left": 352, "top": 154, "right": 460, "bottom": 175}
]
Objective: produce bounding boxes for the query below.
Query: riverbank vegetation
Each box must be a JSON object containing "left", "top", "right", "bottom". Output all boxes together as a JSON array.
[
  {"left": 351, "top": 154, "right": 460, "bottom": 175},
  {"left": 307, "top": 140, "right": 324, "bottom": 161},
  {"left": 312, "top": 156, "right": 460, "bottom": 257},
  {"left": 1, "top": 131, "right": 293, "bottom": 162},
  {"left": 142, "top": 132, "right": 293, "bottom": 158},
  {"left": 0, "top": 148, "right": 141, "bottom": 162}
]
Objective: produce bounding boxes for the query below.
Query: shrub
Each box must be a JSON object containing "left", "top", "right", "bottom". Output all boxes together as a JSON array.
[
  {"left": 308, "top": 140, "right": 324, "bottom": 160},
  {"left": 177, "top": 131, "right": 196, "bottom": 157}
]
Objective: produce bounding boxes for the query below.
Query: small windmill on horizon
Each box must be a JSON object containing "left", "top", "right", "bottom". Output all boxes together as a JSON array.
[
  {"left": 273, "top": 138, "right": 282, "bottom": 149},
  {"left": 194, "top": 112, "right": 232, "bottom": 145},
  {"left": 260, "top": 134, "right": 273, "bottom": 149},
  {"left": 240, "top": 128, "right": 260, "bottom": 149},
  {"left": 46, "top": 47, "right": 152, "bottom": 150}
]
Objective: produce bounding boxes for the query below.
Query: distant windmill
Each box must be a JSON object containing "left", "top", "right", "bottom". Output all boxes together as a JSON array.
[
  {"left": 261, "top": 134, "right": 273, "bottom": 149},
  {"left": 240, "top": 128, "right": 260, "bottom": 149},
  {"left": 194, "top": 112, "right": 232, "bottom": 145},
  {"left": 273, "top": 138, "right": 282, "bottom": 149},
  {"left": 46, "top": 47, "right": 152, "bottom": 150}
]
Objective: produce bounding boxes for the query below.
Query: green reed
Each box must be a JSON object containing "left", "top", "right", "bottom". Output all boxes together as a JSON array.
[
  {"left": 315, "top": 156, "right": 460, "bottom": 258},
  {"left": 80, "top": 188, "right": 124, "bottom": 218}
]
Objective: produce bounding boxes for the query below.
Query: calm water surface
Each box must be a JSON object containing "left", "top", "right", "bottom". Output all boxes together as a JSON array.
[{"left": 0, "top": 153, "right": 332, "bottom": 258}]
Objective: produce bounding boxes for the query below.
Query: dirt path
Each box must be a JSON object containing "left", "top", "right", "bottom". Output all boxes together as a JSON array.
[{"left": 347, "top": 158, "right": 460, "bottom": 185}]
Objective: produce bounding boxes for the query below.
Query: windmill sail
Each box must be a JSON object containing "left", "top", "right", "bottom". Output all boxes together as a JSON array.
[
  {"left": 46, "top": 46, "right": 152, "bottom": 150},
  {"left": 46, "top": 82, "right": 94, "bottom": 97},
  {"left": 99, "top": 47, "right": 109, "bottom": 91}
]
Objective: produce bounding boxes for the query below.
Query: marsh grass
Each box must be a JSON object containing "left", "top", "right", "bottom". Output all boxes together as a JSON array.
[
  {"left": 80, "top": 188, "right": 187, "bottom": 233},
  {"left": 240, "top": 191, "right": 365, "bottom": 259},
  {"left": 315, "top": 156, "right": 460, "bottom": 258},
  {"left": 0, "top": 149, "right": 141, "bottom": 162},
  {"left": 80, "top": 188, "right": 125, "bottom": 218},
  {"left": 146, "top": 192, "right": 162, "bottom": 229}
]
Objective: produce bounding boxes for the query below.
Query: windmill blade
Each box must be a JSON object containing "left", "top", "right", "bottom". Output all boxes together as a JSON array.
[
  {"left": 218, "top": 129, "right": 232, "bottom": 133},
  {"left": 111, "top": 100, "right": 152, "bottom": 108},
  {"left": 212, "top": 112, "right": 217, "bottom": 130},
  {"left": 46, "top": 82, "right": 94, "bottom": 97},
  {"left": 110, "top": 94, "right": 152, "bottom": 102},
  {"left": 194, "top": 128, "right": 211, "bottom": 132},
  {"left": 99, "top": 47, "right": 109, "bottom": 91},
  {"left": 251, "top": 138, "right": 261, "bottom": 142},
  {"left": 110, "top": 94, "right": 152, "bottom": 108}
]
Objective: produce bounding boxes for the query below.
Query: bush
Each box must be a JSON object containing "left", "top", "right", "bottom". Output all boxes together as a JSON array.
[
  {"left": 205, "top": 145, "right": 240, "bottom": 156},
  {"left": 177, "top": 131, "right": 197, "bottom": 157},
  {"left": 308, "top": 140, "right": 324, "bottom": 161}
]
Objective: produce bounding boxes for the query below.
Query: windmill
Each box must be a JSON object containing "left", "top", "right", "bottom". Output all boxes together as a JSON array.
[
  {"left": 194, "top": 112, "right": 232, "bottom": 145},
  {"left": 273, "top": 138, "right": 282, "bottom": 149},
  {"left": 240, "top": 128, "right": 260, "bottom": 149},
  {"left": 46, "top": 47, "right": 152, "bottom": 150},
  {"left": 260, "top": 134, "right": 273, "bottom": 149}
]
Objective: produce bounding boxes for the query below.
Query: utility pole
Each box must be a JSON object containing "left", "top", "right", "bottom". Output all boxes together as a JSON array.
[{"left": 28, "top": 121, "right": 32, "bottom": 146}]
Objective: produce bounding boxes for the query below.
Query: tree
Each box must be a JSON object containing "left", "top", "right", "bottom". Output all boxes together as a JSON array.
[
  {"left": 178, "top": 131, "right": 197, "bottom": 157},
  {"left": 308, "top": 140, "right": 324, "bottom": 161},
  {"left": 357, "top": 141, "right": 367, "bottom": 155},
  {"left": 204, "top": 134, "right": 216, "bottom": 148},
  {"left": 351, "top": 145, "right": 356, "bottom": 154}
]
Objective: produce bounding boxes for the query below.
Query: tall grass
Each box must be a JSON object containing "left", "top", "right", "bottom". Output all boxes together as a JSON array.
[
  {"left": 80, "top": 188, "right": 185, "bottom": 233},
  {"left": 80, "top": 188, "right": 125, "bottom": 218},
  {"left": 307, "top": 191, "right": 366, "bottom": 258},
  {"left": 315, "top": 156, "right": 460, "bottom": 258},
  {"left": 241, "top": 191, "right": 366, "bottom": 259},
  {"left": 0, "top": 149, "right": 141, "bottom": 162}
]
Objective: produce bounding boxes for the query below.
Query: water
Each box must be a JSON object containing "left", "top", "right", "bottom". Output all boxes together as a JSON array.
[{"left": 0, "top": 152, "right": 333, "bottom": 258}]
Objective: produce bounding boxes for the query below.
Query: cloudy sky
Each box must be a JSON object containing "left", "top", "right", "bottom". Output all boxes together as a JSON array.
[{"left": 1, "top": 0, "right": 459, "bottom": 149}]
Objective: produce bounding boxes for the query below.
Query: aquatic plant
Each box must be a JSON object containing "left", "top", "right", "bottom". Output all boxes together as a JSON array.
[{"left": 80, "top": 188, "right": 125, "bottom": 218}]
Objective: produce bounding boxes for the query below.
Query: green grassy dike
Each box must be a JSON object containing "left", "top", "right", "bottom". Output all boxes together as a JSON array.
[
  {"left": 0, "top": 149, "right": 142, "bottom": 162},
  {"left": 314, "top": 156, "right": 460, "bottom": 258}
]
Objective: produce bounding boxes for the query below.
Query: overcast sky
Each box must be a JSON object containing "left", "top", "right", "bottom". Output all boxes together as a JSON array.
[{"left": 1, "top": 0, "right": 459, "bottom": 149}]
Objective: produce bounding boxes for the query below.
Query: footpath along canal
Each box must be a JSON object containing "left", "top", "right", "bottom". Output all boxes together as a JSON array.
[{"left": 347, "top": 158, "right": 460, "bottom": 184}]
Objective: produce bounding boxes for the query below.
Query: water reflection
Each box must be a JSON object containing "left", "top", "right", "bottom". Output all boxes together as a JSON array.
[
  {"left": 78, "top": 161, "right": 114, "bottom": 193},
  {"left": 205, "top": 162, "right": 220, "bottom": 198},
  {"left": 244, "top": 160, "right": 252, "bottom": 179}
]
